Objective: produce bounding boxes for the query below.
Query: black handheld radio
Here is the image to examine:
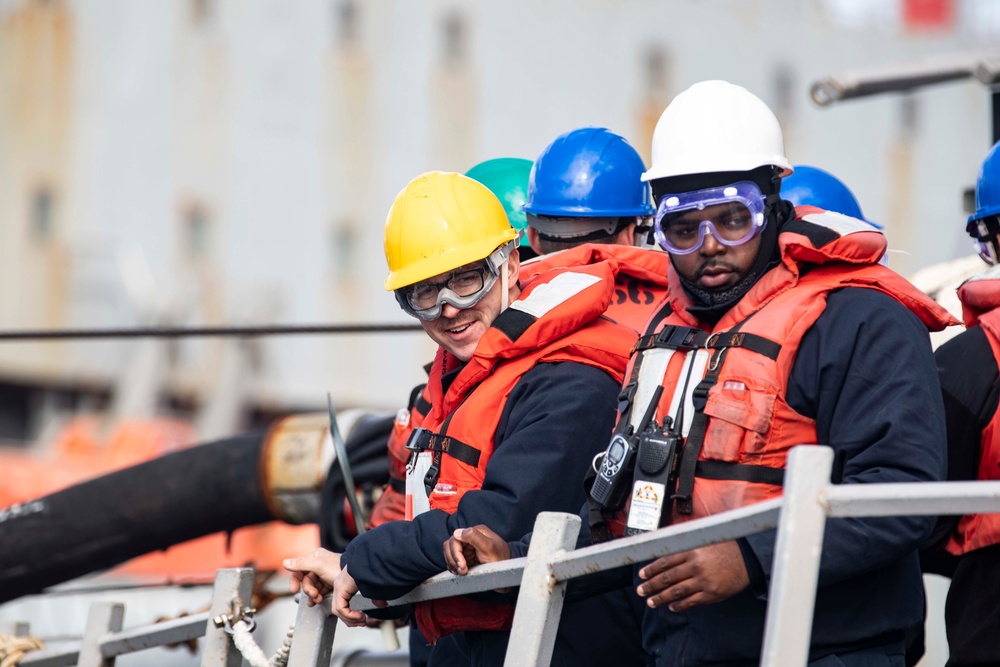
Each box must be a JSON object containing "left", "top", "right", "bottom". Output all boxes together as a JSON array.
[
  {"left": 624, "top": 345, "right": 701, "bottom": 535},
  {"left": 589, "top": 386, "right": 664, "bottom": 511},
  {"left": 624, "top": 418, "right": 682, "bottom": 536}
]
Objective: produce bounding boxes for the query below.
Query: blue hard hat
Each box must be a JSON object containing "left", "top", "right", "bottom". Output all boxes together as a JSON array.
[
  {"left": 781, "top": 165, "right": 882, "bottom": 229},
  {"left": 523, "top": 127, "right": 654, "bottom": 217},
  {"left": 971, "top": 141, "right": 1000, "bottom": 224}
]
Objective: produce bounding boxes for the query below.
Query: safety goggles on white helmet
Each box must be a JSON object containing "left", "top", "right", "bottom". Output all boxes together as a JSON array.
[
  {"left": 395, "top": 241, "right": 516, "bottom": 321},
  {"left": 653, "top": 181, "right": 767, "bottom": 255}
]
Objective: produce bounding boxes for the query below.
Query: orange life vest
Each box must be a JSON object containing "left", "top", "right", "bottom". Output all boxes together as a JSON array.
[
  {"left": 598, "top": 208, "right": 954, "bottom": 536},
  {"left": 407, "top": 258, "right": 659, "bottom": 643},
  {"left": 946, "top": 266, "right": 1000, "bottom": 555}
]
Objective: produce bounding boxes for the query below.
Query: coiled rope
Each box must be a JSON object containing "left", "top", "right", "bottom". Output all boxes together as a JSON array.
[{"left": 0, "top": 633, "right": 44, "bottom": 667}]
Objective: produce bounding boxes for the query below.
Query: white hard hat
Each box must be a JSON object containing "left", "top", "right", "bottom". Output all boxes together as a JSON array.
[{"left": 642, "top": 80, "right": 793, "bottom": 182}]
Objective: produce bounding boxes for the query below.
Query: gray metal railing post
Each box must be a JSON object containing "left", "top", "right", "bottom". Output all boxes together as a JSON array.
[
  {"left": 0, "top": 621, "right": 30, "bottom": 636},
  {"left": 286, "top": 597, "right": 338, "bottom": 667},
  {"left": 78, "top": 602, "right": 124, "bottom": 667},
  {"left": 761, "top": 445, "right": 833, "bottom": 667},
  {"left": 201, "top": 567, "right": 254, "bottom": 667},
  {"left": 504, "top": 512, "right": 580, "bottom": 667}
]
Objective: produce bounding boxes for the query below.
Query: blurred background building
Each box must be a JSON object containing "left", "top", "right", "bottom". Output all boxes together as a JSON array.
[
  {"left": 0, "top": 0, "right": 993, "bottom": 441},
  {"left": 0, "top": 1, "right": 994, "bottom": 663}
]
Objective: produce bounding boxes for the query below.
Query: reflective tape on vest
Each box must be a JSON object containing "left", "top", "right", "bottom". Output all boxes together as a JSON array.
[
  {"left": 509, "top": 272, "right": 602, "bottom": 319},
  {"left": 664, "top": 349, "right": 709, "bottom": 437},
  {"left": 405, "top": 452, "right": 433, "bottom": 520}
]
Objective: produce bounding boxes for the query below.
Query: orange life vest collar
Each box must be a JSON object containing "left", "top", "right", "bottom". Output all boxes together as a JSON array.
[{"left": 957, "top": 265, "right": 1000, "bottom": 328}]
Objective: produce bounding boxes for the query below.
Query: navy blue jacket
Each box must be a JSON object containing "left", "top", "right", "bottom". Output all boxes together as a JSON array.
[
  {"left": 342, "top": 360, "right": 647, "bottom": 667},
  {"left": 640, "top": 288, "right": 946, "bottom": 666}
]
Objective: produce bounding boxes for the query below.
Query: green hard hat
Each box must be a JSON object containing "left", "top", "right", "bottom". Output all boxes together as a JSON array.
[{"left": 465, "top": 157, "right": 533, "bottom": 247}]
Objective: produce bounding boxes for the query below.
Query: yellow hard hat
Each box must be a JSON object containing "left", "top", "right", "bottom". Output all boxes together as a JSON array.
[{"left": 384, "top": 171, "right": 518, "bottom": 291}]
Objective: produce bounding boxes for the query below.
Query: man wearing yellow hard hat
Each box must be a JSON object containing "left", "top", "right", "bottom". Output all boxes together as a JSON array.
[{"left": 286, "top": 171, "right": 650, "bottom": 665}]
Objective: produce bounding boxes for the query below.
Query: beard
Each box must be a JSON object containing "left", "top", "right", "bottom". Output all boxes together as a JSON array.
[{"left": 680, "top": 267, "right": 761, "bottom": 308}]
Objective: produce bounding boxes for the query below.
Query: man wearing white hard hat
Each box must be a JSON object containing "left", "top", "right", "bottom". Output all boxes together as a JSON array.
[
  {"left": 622, "top": 79, "right": 957, "bottom": 666},
  {"left": 446, "top": 80, "right": 956, "bottom": 666}
]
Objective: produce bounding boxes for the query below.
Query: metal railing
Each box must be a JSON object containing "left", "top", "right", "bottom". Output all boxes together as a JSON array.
[
  {"left": 11, "top": 445, "right": 1000, "bottom": 666},
  {"left": 9, "top": 567, "right": 342, "bottom": 667},
  {"left": 314, "top": 445, "right": 1000, "bottom": 667}
]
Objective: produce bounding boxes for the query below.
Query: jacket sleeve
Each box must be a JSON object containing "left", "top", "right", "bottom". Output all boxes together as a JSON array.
[
  {"left": 742, "top": 288, "right": 948, "bottom": 590},
  {"left": 341, "top": 362, "right": 620, "bottom": 601}
]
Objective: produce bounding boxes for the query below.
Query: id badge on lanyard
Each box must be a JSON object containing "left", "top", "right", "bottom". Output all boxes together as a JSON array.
[{"left": 405, "top": 452, "right": 433, "bottom": 520}]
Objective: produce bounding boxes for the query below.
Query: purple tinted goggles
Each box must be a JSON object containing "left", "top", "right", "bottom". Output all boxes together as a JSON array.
[{"left": 654, "top": 181, "right": 768, "bottom": 255}]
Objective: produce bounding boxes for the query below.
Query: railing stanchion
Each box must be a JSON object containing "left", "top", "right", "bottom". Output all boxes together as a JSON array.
[
  {"left": 78, "top": 602, "right": 124, "bottom": 667},
  {"left": 761, "top": 446, "right": 834, "bottom": 667},
  {"left": 201, "top": 567, "right": 254, "bottom": 667},
  {"left": 504, "top": 511, "right": 580, "bottom": 667},
  {"left": 286, "top": 597, "right": 339, "bottom": 667}
]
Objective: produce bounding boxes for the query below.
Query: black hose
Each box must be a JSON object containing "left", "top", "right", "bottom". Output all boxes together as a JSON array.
[{"left": 0, "top": 433, "right": 270, "bottom": 603}]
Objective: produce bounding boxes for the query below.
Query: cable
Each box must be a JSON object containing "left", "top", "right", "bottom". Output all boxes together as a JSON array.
[{"left": 0, "top": 322, "right": 422, "bottom": 341}]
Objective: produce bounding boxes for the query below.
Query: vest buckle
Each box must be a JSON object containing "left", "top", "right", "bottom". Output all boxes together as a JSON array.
[
  {"left": 423, "top": 463, "right": 440, "bottom": 496},
  {"left": 405, "top": 427, "right": 429, "bottom": 452}
]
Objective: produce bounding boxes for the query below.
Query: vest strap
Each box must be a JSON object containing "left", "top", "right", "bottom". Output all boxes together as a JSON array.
[
  {"left": 406, "top": 428, "right": 482, "bottom": 468},
  {"left": 413, "top": 391, "right": 432, "bottom": 417},
  {"left": 694, "top": 460, "right": 785, "bottom": 486},
  {"left": 633, "top": 326, "right": 780, "bottom": 361},
  {"left": 389, "top": 477, "right": 406, "bottom": 493},
  {"left": 705, "top": 331, "right": 781, "bottom": 360},
  {"left": 673, "top": 350, "right": 728, "bottom": 515},
  {"left": 634, "top": 325, "right": 710, "bottom": 354},
  {"left": 615, "top": 301, "right": 675, "bottom": 434}
]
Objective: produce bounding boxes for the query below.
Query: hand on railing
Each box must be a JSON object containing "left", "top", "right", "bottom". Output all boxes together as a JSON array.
[
  {"left": 444, "top": 525, "right": 515, "bottom": 594},
  {"left": 327, "top": 566, "right": 367, "bottom": 627},
  {"left": 635, "top": 540, "right": 749, "bottom": 612},
  {"left": 444, "top": 525, "right": 512, "bottom": 575},
  {"left": 282, "top": 548, "right": 342, "bottom": 606}
]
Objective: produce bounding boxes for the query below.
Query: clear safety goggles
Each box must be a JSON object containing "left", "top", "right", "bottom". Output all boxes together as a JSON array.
[
  {"left": 653, "top": 181, "right": 767, "bottom": 255},
  {"left": 969, "top": 218, "right": 1000, "bottom": 266},
  {"left": 394, "top": 242, "right": 515, "bottom": 321}
]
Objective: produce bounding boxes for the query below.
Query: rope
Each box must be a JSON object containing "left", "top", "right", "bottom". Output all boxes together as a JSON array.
[
  {"left": 0, "top": 322, "right": 421, "bottom": 341},
  {"left": 230, "top": 621, "right": 294, "bottom": 667},
  {"left": 0, "top": 634, "right": 44, "bottom": 667}
]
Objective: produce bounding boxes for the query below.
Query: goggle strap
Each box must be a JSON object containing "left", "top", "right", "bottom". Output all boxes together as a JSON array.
[{"left": 500, "top": 258, "right": 509, "bottom": 312}]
